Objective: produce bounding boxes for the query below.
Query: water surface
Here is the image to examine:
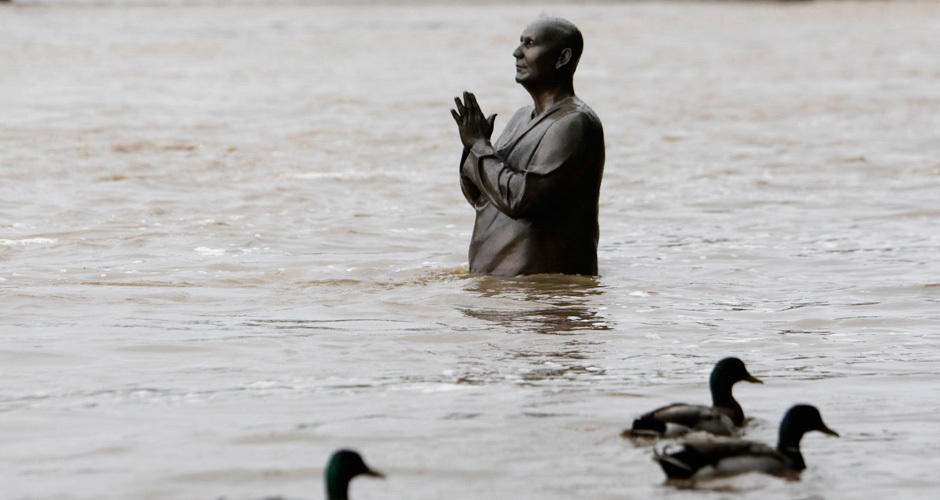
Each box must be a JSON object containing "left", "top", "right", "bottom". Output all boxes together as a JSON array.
[{"left": 1, "top": 2, "right": 939, "bottom": 499}]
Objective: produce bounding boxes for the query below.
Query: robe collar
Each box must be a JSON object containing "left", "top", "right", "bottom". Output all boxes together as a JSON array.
[{"left": 498, "top": 97, "right": 577, "bottom": 154}]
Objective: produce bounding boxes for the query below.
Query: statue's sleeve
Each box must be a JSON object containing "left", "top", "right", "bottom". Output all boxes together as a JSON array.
[
  {"left": 458, "top": 146, "right": 481, "bottom": 205},
  {"left": 462, "top": 112, "right": 595, "bottom": 219}
]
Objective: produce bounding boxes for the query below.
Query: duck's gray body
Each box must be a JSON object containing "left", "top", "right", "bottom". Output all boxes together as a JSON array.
[
  {"left": 656, "top": 438, "right": 798, "bottom": 479},
  {"left": 632, "top": 403, "right": 737, "bottom": 437},
  {"left": 655, "top": 404, "right": 839, "bottom": 480},
  {"left": 626, "top": 357, "right": 761, "bottom": 438}
]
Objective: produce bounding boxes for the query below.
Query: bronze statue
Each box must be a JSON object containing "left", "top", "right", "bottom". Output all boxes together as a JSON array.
[{"left": 452, "top": 17, "right": 605, "bottom": 276}]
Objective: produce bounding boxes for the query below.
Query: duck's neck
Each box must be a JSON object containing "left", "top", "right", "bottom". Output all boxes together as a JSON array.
[
  {"left": 776, "top": 419, "right": 808, "bottom": 470},
  {"left": 327, "top": 481, "right": 349, "bottom": 500},
  {"left": 709, "top": 374, "right": 744, "bottom": 425},
  {"left": 326, "top": 467, "right": 351, "bottom": 500}
]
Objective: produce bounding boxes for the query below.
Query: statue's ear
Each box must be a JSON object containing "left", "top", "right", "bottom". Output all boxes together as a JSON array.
[{"left": 555, "top": 48, "right": 572, "bottom": 70}]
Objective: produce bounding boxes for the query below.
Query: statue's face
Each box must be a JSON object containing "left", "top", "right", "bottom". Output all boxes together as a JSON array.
[{"left": 513, "top": 21, "right": 562, "bottom": 86}]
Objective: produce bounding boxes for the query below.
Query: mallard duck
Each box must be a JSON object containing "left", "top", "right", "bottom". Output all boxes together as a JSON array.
[
  {"left": 655, "top": 404, "right": 839, "bottom": 480},
  {"left": 325, "top": 449, "right": 383, "bottom": 500},
  {"left": 624, "top": 357, "right": 763, "bottom": 438}
]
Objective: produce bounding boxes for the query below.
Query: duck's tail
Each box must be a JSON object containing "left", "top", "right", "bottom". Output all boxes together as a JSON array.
[
  {"left": 654, "top": 446, "right": 699, "bottom": 479},
  {"left": 630, "top": 415, "right": 666, "bottom": 435}
]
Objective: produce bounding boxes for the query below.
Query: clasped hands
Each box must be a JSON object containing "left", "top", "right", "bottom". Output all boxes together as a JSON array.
[{"left": 451, "top": 91, "right": 497, "bottom": 150}]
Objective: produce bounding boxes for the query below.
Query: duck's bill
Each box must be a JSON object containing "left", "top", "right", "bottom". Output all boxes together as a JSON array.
[
  {"left": 366, "top": 468, "right": 385, "bottom": 479},
  {"left": 819, "top": 424, "right": 840, "bottom": 437},
  {"left": 746, "top": 375, "right": 763, "bottom": 384}
]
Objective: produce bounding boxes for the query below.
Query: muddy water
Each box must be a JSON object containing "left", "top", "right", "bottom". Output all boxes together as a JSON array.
[{"left": 1, "top": 2, "right": 939, "bottom": 499}]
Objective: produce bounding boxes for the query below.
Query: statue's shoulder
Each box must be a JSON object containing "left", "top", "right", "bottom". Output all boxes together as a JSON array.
[
  {"left": 564, "top": 97, "right": 602, "bottom": 126},
  {"left": 554, "top": 97, "right": 603, "bottom": 135},
  {"left": 509, "top": 105, "right": 535, "bottom": 123}
]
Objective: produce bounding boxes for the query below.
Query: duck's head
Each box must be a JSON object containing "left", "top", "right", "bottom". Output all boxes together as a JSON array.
[
  {"left": 778, "top": 404, "right": 839, "bottom": 450},
  {"left": 326, "top": 449, "right": 384, "bottom": 500},
  {"left": 709, "top": 357, "right": 762, "bottom": 398}
]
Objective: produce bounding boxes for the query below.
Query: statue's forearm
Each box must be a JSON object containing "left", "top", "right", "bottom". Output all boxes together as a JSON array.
[
  {"left": 459, "top": 147, "right": 481, "bottom": 204},
  {"left": 463, "top": 145, "right": 530, "bottom": 219}
]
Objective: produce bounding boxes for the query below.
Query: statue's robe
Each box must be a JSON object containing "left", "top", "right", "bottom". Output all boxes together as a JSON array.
[{"left": 460, "top": 96, "right": 605, "bottom": 276}]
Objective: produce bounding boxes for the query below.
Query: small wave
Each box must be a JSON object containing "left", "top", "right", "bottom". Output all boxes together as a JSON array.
[
  {"left": 275, "top": 171, "right": 405, "bottom": 181},
  {"left": 194, "top": 246, "right": 225, "bottom": 256},
  {"left": 0, "top": 238, "right": 57, "bottom": 246}
]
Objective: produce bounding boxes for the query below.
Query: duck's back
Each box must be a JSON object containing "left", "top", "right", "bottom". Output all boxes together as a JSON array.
[
  {"left": 635, "top": 403, "right": 735, "bottom": 436},
  {"left": 658, "top": 438, "right": 790, "bottom": 479}
]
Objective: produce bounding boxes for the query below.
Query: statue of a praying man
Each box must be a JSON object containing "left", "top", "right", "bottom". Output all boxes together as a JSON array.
[{"left": 452, "top": 17, "right": 605, "bottom": 276}]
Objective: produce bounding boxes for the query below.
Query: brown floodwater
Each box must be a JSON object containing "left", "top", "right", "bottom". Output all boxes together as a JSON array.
[{"left": 1, "top": 1, "right": 939, "bottom": 499}]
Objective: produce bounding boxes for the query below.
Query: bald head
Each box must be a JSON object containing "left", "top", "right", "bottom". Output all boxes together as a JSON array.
[{"left": 527, "top": 17, "right": 583, "bottom": 75}]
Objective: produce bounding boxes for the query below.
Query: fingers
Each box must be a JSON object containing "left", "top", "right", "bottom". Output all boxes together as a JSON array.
[
  {"left": 454, "top": 91, "right": 485, "bottom": 121},
  {"left": 453, "top": 91, "right": 492, "bottom": 135},
  {"left": 465, "top": 91, "right": 476, "bottom": 111},
  {"left": 466, "top": 92, "right": 483, "bottom": 116}
]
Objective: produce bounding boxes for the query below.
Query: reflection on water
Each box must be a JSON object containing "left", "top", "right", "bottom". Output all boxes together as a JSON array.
[
  {"left": 460, "top": 274, "right": 613, "bottom": 335},
  {"left": 455, "top": 275, "right": 612, "bottom": 385}
]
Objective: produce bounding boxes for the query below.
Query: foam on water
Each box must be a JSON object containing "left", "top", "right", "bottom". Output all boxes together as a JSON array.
[{"left": 0, "top": 237, "right": 57, "bottom": 246}]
